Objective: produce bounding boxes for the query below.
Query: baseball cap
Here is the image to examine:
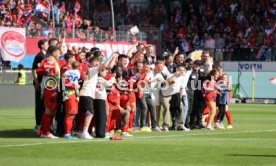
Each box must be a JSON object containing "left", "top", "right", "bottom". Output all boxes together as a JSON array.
[{"left": 194, "top": 60, "right": 202, "bottom": 65}]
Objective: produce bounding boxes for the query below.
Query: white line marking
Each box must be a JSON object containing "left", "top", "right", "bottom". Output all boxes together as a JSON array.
[
  {"left": 127, "top": 138, "right": 276, "bottom": 142},
  {"left": 0, "top": 129, "right": 275, "bottom": 148},
  {"left": 123, "top": 129, "right": 276, "bottom": 140}
]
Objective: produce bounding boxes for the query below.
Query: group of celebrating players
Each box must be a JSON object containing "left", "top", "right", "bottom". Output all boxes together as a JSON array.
[{"left": 32, "top": 38, "right": 233, "bottom": 139}]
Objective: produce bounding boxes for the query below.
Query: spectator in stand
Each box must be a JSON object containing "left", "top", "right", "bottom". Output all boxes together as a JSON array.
[
  {"left": 215, "top": 33, "right": 226, "bottom": 61},
  {"left": 204, "top": 34, "right": 216, "bottom": 57},
  {"left": 1, "top": 0, "right": 275, "bottom": 63}
]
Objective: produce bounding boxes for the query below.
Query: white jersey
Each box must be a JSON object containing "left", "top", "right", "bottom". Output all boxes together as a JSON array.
[
  {"left": 80, "top": 67, "right": 99, "bottom": 98},
  {"left": 95, "top": 76, "right": 115, "bottom": 100},
  {"left": 63, "top": 69, "right": 80, "bottom": 86}
]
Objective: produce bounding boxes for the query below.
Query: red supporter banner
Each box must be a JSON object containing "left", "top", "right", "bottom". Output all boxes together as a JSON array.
[
  {"left": 0, "top": 27, "right": 26, "bottom": 62},
  {"left": 25, "top": 38, "right": 160, "bottom": 57}
]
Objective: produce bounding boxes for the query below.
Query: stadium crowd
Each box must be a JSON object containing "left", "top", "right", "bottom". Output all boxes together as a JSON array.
[
  {"left": 32, "top": 37, "right": 233, "bottom": 139},
  {"left": 0, "top": 0, "right": 275, "bottom": 139},
  {"left": 0, "top": 0, "right": 275, "bottom": 61}
]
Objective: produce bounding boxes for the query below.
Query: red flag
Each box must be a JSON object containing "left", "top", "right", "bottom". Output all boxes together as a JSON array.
[
  {"left": 36, "top": 0, "right": 50, "bottom": 14},
  {"left": 74, "top": 0, "right": 80, "bottom": 13},
  {"left": 18, "top": 3, "right": 32, "bottom": 17}
]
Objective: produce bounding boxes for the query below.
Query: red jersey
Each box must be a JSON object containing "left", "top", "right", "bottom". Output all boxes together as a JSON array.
[
  {"left": 59, "top": 59, "right": 66, "bottom": 68},
  {"left": 36, "top": 59, "right": 58, "bottom": 76},
  {"left": 78, "top": 63, "right": 87, "bottom": 81},
  {"left": 203, "top": 80, "right": 217, "bottom": 102},
  {"left": 36, "top": 58, "right": 61, "bottom": 111},
  {"left": 107, "top": 86, "right": 120, "bottom": 110}
]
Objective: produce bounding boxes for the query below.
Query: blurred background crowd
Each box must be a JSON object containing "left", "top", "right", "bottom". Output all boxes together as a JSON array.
[{"left": 0, "top": 0, "right": 275, "bottom": 62}]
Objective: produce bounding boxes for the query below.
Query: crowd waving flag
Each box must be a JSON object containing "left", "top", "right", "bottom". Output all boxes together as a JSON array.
[
  {"left": 35, "top": 0, "right": 50, "bottom": 14},
  {"left": 17, "top": 3, "right": 33, "bottom": 17},
  {"left": 269, "top": 77, "right": 276, "bottom": 85}
]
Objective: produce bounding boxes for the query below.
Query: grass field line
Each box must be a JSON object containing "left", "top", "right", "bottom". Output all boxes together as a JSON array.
[
  {"left": 123, "top": 129, "right": 276, "bottom": 140},
  {"left": 0, "top": 129, "right": 276, "bottom": 148}
]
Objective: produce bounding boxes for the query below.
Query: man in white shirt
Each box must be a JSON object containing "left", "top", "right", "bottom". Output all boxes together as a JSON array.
[
  {"left": 148, "top": 61, "right": 168, "bottom": 131},
  {"left": 160, "top": 65, "right": 185, "bottom": 131},
  {"left": 79, "top": 53, "right": 118, "bottom": 139}
]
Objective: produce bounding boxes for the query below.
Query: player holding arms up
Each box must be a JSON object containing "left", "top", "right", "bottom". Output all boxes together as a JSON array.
[{"left": 79, "top": 53, "right": 119, "bottom": 139}]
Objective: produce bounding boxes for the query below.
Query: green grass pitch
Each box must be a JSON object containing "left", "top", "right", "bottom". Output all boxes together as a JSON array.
[{"left": 0, "top": 104, "right": 276, "bottom": 166}]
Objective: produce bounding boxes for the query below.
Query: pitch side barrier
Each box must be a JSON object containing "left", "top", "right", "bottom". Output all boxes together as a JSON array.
[{"left": 220, "top": 61, "right": 276, "bottom": 99}]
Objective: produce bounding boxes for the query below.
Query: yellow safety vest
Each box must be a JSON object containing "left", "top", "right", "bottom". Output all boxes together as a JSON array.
[{"left": 18, "top": 70, "right": 26, "bottom": 85}]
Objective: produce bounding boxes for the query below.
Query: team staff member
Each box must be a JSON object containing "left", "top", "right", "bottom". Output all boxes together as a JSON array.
[
  {"left": 32, "top": 39, "right": 48, "bottom": 132},
  {"left": 186, "top": 60, "right": 201, "bottom": 129},
  {"left": 190, "top": 51, "right": 212, "bottom": 129},
  {"left": 16, "top": 64, "right": 26, "bottom": 85}
]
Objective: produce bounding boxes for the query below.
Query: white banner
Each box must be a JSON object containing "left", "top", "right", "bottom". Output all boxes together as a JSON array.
[
  {"left": 220, "top": 61, "right": 276, "bottom": 72},
  {"left": 67, "top": 42, "right": 156, "bottom": 61},
  {"left": 0, "top": 27, "right": 26, "bottom": 62}
]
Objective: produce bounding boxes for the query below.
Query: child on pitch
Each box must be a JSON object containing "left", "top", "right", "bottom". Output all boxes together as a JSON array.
[
  {"left": 225, "top": 81, "right": 233, "bottom": 129},
  {"left": 62, "top": 61, "right": 81, "bottom": 101},
  {"left": 62, "top": 61, "right": 81, "bottom": 139},
  {"left": 214, "top": 66, "right": 233, "bottom": 129},
  {"left": 215, "top": 74, "right": 230, "bottom": 129},
  {"left": 94, "top": 64, "right": 116, "bottom": 138}
]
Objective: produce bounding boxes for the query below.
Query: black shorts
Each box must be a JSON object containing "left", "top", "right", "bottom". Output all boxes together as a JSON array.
[{"left": 79, "top": 96, "right": 94, "bottom": 115}]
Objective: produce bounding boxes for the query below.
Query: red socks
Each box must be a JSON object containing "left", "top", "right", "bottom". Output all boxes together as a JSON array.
[
  {"left": 214, "top": 115, "right": 217, "bottom": 122},
  {"left": 205, "top": 117, "right": 209, "bottom": 123},
  {"left": 225, "top": 111, "right": 232, "bottom": 125},
  {"left": 64, "top": 116, "right": 74, "bottom": 135},
  {"left": 128, "top": 111, "right": 134, "bottom": 129},
  {"left": 121, "top": 126, "right": 127, "bottom": 132},
  {"left": 41, "top": 113, "right": 54, "bottom": 135}
]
